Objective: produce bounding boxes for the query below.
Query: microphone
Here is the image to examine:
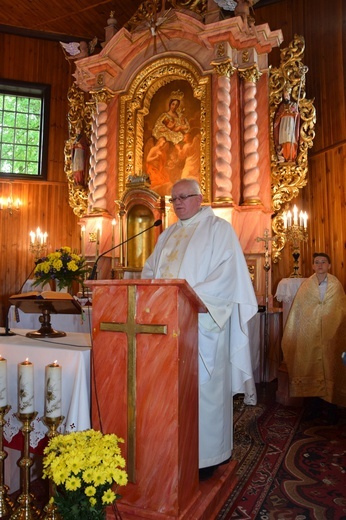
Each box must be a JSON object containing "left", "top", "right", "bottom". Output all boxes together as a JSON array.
[{"left": 88, "top": 219, "right": 162, "bottom": 280}]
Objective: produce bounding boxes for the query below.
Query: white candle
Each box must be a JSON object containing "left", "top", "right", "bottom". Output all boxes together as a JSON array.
[
  {"left": 287, "top": 210, "right": 292, "bottom": 228},
  {"left": 283, "top": 212, "right": 288, "bottom": 229},
  {"left": 293, "top": 205, "right": 298, "bottom": 225},
  {"left": 111, "top": 219, "right": 116, "bottom": 269},
  {"left": 303, "top": 211, "right": 308, "bottom": 229},
  {"left": 0, "top": 356, "right": 7, "bottom": 408},
  {"left": 18, "top": 359, "right": 34, "bottom": 414},
  {"left": 81, "top": 225, "right": 86, "bottom": 257},
  {"left": 45, "top": 361, "right": 62, "bottom": 418},
  {"left": 299, "top": 210, "right": 304, "bottom": 227}
]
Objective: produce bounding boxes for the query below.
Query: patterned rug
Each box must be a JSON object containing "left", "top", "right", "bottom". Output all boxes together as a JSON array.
[{"left": 217, "top": 396, "right": 346, "bottom": 520}]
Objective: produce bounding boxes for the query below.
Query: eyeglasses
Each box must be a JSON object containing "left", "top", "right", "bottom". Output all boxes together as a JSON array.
[{"left": 168, "top": 194, "right": 200, "bottom": 203}]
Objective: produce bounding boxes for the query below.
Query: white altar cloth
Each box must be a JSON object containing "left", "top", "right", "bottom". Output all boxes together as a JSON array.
[
  {"left": 275, "top": 278, "right": 307, "bottom": 326},
  {"left": 0, "top": 329, "right": 91, "bottom": 447}
]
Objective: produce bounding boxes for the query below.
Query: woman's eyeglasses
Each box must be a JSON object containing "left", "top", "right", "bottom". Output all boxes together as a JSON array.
[{"left": 168, "top": 194, "right": 199, "bottom": 203}]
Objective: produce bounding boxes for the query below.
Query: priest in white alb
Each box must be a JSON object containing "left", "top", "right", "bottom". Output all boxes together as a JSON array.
[{"left": 141, "top": 178, "right": 258, "bottom": 479}]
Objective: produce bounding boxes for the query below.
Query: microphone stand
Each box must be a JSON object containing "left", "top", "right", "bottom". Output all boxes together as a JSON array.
[{"left": 88, "top": 219, "right": 162, "bottom": 280}]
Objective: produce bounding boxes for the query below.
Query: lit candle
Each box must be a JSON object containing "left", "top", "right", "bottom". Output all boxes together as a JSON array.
[
  {"left": 287, "top": 210, "right": 292, "bottom": 228},
  {"left": 299, "top": 210, "right": 304, "bottom": 227},
  {"left": 303, "top": 211, "right": 308, "bottom": 229},
  {"left": 283, "top": 212, "right": 288, "bottom": 229},
  {"left": 45, "top": 361, "right": 62, "bottom": 418},
  {"left": 293, "top": 205, "right": 298, "bottom": 226},
  {"left": 29, "top": 231, "right": 35, "bottom": 244},
  {"left": 81, "top": 225, "right": 86, "bottom": 257},
  {"left": 18, "top": 359, "right": 34, "bottom": 414},
  {"left": 111, "top": 219, "right": 116, "bottom": 269},
  {"left": 0, "top": 356, "right": 8, "bottom": 408}
]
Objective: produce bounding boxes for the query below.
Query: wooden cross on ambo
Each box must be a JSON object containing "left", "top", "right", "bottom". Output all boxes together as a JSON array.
[{"left": 99, "top": 285, "right": 167, "bottom": 482}]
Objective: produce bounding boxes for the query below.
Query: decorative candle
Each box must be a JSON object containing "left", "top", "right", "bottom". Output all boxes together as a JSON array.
[
  {"left": 0, "top": 356, "right": 8, "bottom": 408},
  {"left": 283, "top": 212, "right": 288, "bottom": 229},
  {"left": 303, "top": 211, "right": 308, "bottom": 229},
  {"left": 293, "top": 205, "right": 298, "bottom": 226},
  {"left": 81, "top": 225, "right": 86, "bottom": 257},
  {"left": 45, "top": 361, "right": 62, "bottom": 418},
  {"left": 111, "top": 219, "right": 116, "bottom": 269},
  {"left": 287, "top": 210, "right": 292, "bottom": 228},
  {"left": 299, "top": 210, "right": 304, "bottom": 227},
  {"left": 18, "top": 359, "right": 34, "bottom": 414}
]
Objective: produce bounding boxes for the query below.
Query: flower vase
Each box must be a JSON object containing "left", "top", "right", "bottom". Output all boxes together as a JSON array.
[{"left": 56, "top": 285, "right": 68, "bottom": 293}]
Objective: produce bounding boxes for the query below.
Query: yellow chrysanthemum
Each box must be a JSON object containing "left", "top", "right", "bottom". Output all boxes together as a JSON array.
[
  {"left": 102, "top": 489, "right": 116, "bottom": 505},
  {"left": 84, "top": 485, "right": 96, "bottom": 497},
  {"left": 65, "top": 475, "right": 81, "bottom": 491}
]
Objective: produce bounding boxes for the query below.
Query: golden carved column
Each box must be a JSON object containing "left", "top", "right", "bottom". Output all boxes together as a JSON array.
[
  {"left": 211, "top": 43, "right": 236, "bottom": 203},
  {"left": 88, "top": 88, "right": 115, "bottom": 213},
  {"left": 239, "top": 62, "right": 262, "bottom": 206}
]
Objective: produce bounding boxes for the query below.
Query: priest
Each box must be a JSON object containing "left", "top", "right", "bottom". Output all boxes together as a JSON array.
[{"left": 141, "top": 178, "right": 258, "bottom": 479}]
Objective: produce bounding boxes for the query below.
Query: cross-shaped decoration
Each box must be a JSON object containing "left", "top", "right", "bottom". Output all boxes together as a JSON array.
[
  {"left": 100, "top": 285, "right": 167, "bottom": 482},
  {"left": 256, "top": 229, "right": 277, "bottom": 271}
]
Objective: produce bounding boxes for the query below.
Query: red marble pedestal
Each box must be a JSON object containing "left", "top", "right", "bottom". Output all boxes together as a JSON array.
[{"left": 87, "top": 280, "right": 237, "bottom": 519}]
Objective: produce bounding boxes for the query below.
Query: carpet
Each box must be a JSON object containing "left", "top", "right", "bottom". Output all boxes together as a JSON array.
[{"left": 217, "top": 395, "right": 346, "bottom": 520}]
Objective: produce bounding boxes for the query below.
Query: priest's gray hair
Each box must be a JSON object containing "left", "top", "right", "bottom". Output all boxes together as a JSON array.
[{"left": 173, "top": 178, "right": 202, "bottom": 194}]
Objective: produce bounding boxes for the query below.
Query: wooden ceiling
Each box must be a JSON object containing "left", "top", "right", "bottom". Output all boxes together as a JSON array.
[
  {"left": 0, "top": 0, "right": 280, "bottom": 43},
  {"left": 0, "top": 0, "right": 143, "bottom": 42}
]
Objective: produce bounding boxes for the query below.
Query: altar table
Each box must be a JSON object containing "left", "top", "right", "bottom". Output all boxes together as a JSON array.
[
  {"left": 275, "top": 278, "right": 307, "bottom": 326},
  {"left": 0, "top": 329, "right": 91, "bottom": 491}
]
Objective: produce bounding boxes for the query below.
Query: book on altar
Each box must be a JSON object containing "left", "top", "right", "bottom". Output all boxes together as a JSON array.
[{"left": 10, "top": 290, "right": 73, "bottom": 300}]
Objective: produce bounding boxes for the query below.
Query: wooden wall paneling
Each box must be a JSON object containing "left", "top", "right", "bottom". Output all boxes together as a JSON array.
[
  {"left": 0, "top": 33, "right": 80, "bottom": 327},
  {"left": 256, "top": 0, "right": 346, "bottom": 295}
]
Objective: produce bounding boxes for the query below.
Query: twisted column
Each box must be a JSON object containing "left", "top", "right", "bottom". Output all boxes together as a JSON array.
[
  {"left": 88, "top": 89, "right": 115, "bottom": 213},
  {"left": 212, "top": 61, "right": 236, "bottom": 202},
  {"left": 239, "top": 66, "right": 262, "bottom": 205}
]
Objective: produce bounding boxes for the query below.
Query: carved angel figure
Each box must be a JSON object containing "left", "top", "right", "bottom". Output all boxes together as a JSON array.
[{"left": 60, "top": 37, "right": 98, "bottom": 60}]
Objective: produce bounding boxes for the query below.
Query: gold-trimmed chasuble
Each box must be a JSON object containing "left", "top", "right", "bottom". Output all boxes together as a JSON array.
[{"left": 100, "top": 285, "right": 167, "bottom": 482}]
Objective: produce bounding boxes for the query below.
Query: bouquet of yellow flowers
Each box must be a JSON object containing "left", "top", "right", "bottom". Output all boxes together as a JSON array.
[
  {"left": 33, "top": 246, "right": 88, "bottom": 291},
  {"left": 42, "top": 429, "right": 128, "bottom": 520}
]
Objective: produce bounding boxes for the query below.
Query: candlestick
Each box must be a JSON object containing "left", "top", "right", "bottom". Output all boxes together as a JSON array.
[
  {"left": 0, "top": 405, "right": 14, "bottom": 517},
  {"left": 18, "top": 360, "right": 34, "bottom": 414},
  {"left": 45, "top": 362, "right": 62, "bottom": 419},
  {"left": 11, "top": 411, "right": 40, "bottom": 520},
  {"left": 0, "top": 357, "right": 7, "bottom": 408}
]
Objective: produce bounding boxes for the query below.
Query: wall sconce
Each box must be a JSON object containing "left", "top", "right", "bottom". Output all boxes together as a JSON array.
[
  {"left": 29, "top": 227, "right": 48, "bottom": 260},
  {"left": 283, "top": 204, "right": 308, "bottom": 278},
  {"left": 0, "top": 183, "right": 23, "bottom": 215}
]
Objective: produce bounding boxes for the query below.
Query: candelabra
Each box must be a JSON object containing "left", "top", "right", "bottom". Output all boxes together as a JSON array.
[
  {"left": 29, "top": 227, "right": 48, "bottom": 260},
  {"left": 283, "top": 205, "right": 308, "bottom": 278},
  {"left": 10, "top": 412, "right": 41, "bottom": 520},
  {"left": 0, "top": 406, "right": 14, "bottom": 517},
  {"left": 41, "top": 416, "right": 64, "bottom": 520}
]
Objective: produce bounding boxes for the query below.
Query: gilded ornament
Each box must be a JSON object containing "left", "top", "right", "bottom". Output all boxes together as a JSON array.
[
  {"left": 238, "top": 65, "right": 262, "bottom": 83},
  {"left": 269, "top": 34, "right": 316, "bottom": 262},
  {"left": 211, "top": 60, "right": 236, "bottom": 78},
  {"left": 118, "top": 57, "right": 211, "bottom": 201}
]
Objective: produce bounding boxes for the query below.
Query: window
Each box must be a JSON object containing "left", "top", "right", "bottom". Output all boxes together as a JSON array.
[{"left": 0, "top": 79, "right": 50, "bottom": 179}]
